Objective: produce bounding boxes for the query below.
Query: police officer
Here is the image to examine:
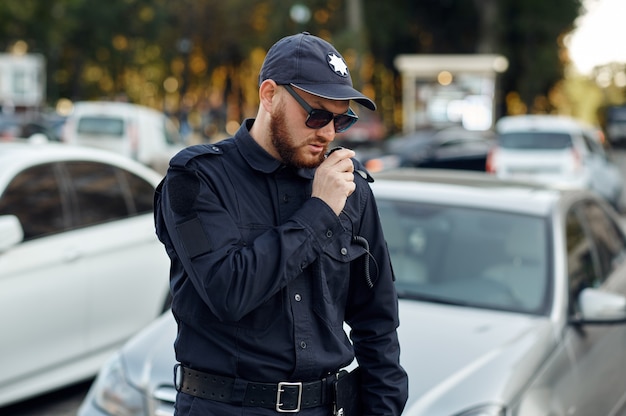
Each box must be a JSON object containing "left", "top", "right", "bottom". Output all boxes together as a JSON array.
[{"left": 154, "top": 32, "right": 408, "bottom": 415}]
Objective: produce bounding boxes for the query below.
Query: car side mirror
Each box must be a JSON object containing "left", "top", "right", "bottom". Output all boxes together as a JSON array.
[
  {"left": 0, "top": 215, "right": 24, "bottom": 253},
  {"left": 569, "top": 287, "right": 626, "bottom": 325}
]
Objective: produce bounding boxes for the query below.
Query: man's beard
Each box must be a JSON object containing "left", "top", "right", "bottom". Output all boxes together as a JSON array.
[{"left": 270, "top": 106, "right": 326, "bottom": 169}]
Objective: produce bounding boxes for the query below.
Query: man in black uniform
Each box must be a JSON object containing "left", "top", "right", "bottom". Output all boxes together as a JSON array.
[{"left": 154, "top": 32, "right": 408, "bottom": 415}]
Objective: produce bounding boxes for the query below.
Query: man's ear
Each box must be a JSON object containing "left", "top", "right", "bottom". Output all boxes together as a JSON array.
[{"left": 259, "top": 79, "right": 278, "bottom": 112}]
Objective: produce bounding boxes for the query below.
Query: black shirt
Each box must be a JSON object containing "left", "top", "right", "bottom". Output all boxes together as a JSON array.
[{"left": 154, "top": 119, "right": 408, "bottom": 414}]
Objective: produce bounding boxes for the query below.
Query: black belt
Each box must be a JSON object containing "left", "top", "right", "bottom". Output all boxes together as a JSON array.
[{"left": 175, "top": 364, "right": 338, "bottom": 413}]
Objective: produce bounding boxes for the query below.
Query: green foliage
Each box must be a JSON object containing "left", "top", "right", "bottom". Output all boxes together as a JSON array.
[
  {"left": 498, "top": 0, "right": 583, "bottom": 112},
  {"left": 362, "top": 0, "right": 582, "bottom": 114},
  {"left": 0, "top": 0, "right": 583, "bottom": 120}
]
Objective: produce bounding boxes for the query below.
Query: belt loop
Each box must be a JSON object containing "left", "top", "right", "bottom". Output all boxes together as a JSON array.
[
  {"left": 231, "top": 377, "right": 248, "bottom": 403},
  {"left": 173, "top": 363, "right": 182, "bottom": 392}
]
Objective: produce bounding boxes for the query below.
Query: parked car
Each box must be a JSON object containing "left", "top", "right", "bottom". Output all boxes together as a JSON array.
[
  {"left": 0, "top": 142, "right": 171, "bottom": 408},
  {"left": 78, "top": 168, "right": 626, "bottom": 416},
  {"left": 604, "top": 104, "right": 626, "bottom": 147},
  {"left": 335, "top": 107, "right": 387, "bottom": 145},
  {"left": 487, "top": 114, "right": 623, "bottom": 210},
  {"left": 61, "top": 101, "right": 184, "bottom": 174},
  {"left": 362, "top": 126, "right": 495, "bottom": 173},
  {"left": 0, "top": 112, "right": 64, "bottom": 142}
]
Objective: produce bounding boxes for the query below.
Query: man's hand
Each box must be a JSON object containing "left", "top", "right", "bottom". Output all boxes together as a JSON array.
[{"left": 312, "top": 147, "right": 356, "bottom": 216}]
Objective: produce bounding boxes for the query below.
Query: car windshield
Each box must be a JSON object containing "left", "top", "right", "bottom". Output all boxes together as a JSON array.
[
  {"left": 608, "top": 107, "right": 626, "bottom": 122},
  {"left": 77, "top": 116, "right": 125, "bottom": 137},
  {"left": 498, "top": 132, "right": 572, "bottom": 150},
  {"left": 378, "top": 199, "right": 550, "bottom": 315}
]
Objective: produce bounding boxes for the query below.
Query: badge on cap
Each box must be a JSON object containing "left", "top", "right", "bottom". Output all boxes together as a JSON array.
[{"left": 327, "top": 53, "right": 348, "bottom": 77}]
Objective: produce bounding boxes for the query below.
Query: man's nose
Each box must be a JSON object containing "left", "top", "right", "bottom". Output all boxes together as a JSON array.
[{"left": 316, "top": 121, "right": 336, "bottom": 141}]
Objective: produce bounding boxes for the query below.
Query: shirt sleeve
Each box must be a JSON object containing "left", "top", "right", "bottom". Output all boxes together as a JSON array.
[{"left": 156, "top": 165, "right": 345, "bottom": 322}]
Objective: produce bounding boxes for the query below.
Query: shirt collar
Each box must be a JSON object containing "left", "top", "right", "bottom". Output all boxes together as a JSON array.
[{"left": 235, "top": 119, "right": 315, "bottom": 179}]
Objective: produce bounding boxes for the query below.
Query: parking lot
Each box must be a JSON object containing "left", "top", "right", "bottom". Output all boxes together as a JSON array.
[{"left": 4, "top": 148, "right": 626, "bottom": 416}]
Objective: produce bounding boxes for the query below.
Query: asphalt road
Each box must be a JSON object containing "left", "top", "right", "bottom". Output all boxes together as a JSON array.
[{"left": 0, "top": 380, "right": 92, "bottom": 416}]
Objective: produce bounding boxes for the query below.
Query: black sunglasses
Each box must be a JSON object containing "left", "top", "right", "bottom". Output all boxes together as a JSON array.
[{"left": 282, "top": 84, "right": 358, "bottom": 133}]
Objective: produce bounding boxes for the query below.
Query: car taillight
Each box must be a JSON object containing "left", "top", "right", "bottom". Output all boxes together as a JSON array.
[
  {"left": 485, "top": 147, "right": 497, "bottom": 174},
  {"left": 365, "top": 158, "right": 385, "bottom": 173}
]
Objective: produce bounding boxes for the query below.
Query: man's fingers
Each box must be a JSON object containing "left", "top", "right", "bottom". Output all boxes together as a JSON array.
[{"left": 325, "top": 147, "right": 355, "bottom": 162}]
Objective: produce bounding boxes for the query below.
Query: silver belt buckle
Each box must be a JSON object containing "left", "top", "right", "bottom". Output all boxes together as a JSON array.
[{"left": 275, "top": 381, "right": 302, "bottom": 413}]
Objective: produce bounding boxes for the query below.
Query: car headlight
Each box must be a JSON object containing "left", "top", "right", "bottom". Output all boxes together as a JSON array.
[
  {"left": 91, "top": 353, "right": 146, "bottom": 416},
  {"left": 454, "top": 404, "right": 507, "bottom": 416}
]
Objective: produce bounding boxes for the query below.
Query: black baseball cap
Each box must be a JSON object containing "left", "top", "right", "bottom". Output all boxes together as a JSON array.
[{"left": 259, "top": 32, "right": 376, "bottom": 111}]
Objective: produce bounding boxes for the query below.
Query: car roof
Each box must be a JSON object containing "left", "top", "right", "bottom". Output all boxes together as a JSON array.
[
  {"left": 383, "top": 127, "right": 494, "bottom": 155},
  {"left": 0, "top": 142, "right": 164, "bottom": 187},
  {"left": 68, "top": 101, "right": 163, "bottom": 118},
  {"left": 495, "top": 115, "right": 594, "bottom": 135},
  {"left": 371, "top": 168, "right": 568, "bottom": 217}
]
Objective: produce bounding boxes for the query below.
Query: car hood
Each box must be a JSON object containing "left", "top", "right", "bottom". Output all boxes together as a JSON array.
[
  {"left": 120, "top": 302, "right": 560, "bottom": 416},
  {"left": 119, "top": 312, "right": 177, "bottom": 391},
  {"left": 397, "top": 299, "right": 559, "bottom": 415}
]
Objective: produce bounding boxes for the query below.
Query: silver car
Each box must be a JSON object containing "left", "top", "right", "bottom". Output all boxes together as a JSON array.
[
  {"left": 487, "top": 114, "right": 623, "bottom": 211},
  {"left": 78, "top": 168, "right": 626, "bottom": 416}
]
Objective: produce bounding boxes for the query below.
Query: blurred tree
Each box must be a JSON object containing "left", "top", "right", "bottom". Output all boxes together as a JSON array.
[
  {"left": 363, "top": 0, "right": 582, "bottom": 116},
  {"left": 0, "top": 0, "right": 583, "bottom": 132},
  {"left": 0, "top": 0, "right": 171, "bottom": 106},
  {"left": 497, "top": 0, "right": 582, "bottom": 114}
]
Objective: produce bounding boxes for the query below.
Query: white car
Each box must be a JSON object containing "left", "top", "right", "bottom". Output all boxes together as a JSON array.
[
  {"left": 62, "top": 101, "right": 185, "bottom": 174},
  {"left": 0, "top": 142, "right": 171, "bottom": 407},
  {"left": 79, "top": 168, "right": 626, "bottom": 416},
  {"left": 487, "top": 114, "right": 623, "bottom": 210}
]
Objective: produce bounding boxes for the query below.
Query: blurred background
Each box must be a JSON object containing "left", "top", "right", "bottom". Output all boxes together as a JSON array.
[
  {"left": 0, "top": 0, "right": 623, "bottom": 145},
  {"left": 5, "top": 1, "right": 626, "bottom": 414}
]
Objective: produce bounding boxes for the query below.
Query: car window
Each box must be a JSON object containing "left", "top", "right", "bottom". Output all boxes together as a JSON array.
[
  {"left": 378, "top": 199, "right": 549, "bottom": 314},
  {"left": 579, "top": 200, "right": 626, "bottom": 277},
  {"left": 565, "top": 203, "right": 613, "bottom": 316},
  {"left": 64, "top": 161, "right": 130, "bottom": 227},
  {"left": 66, "top": 160, "right": 155, "bottom": 225},
  {"left": 121, "top": 169, "right": 155, "bottom": 214},
  {"left": 566, "top": 209, "right": 597, "bottom": 297},
  {"left": 63, "top": 161, "right": 155, "bottom": 226},
  {"left": 499, "top": 132, "right": 572, "bottom": 150},
  {"left": 582, "top": 131, "right": 606, "bottom": 157},
  {"left": 0, "top": 163, "right": 68, "bottom": 240},
  {"left": 77, "top": 116, "right": 125, "bottom": 137}
]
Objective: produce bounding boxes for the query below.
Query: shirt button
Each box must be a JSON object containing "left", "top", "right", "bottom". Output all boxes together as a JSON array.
[
  {"left": 340, "top": 247, "right": 348, "bottom": 255},
  {"left": 300, "top": 341, "right": 307, "bottom": 349},
  {"left": 283, "top": 194, "right": 289, "bottom": 203},
  {"left": 326, "top": 230, "right": 333, "bottom": 238},
  {"left": 294, "top": 293, "right": 301, "bottom": 302}
]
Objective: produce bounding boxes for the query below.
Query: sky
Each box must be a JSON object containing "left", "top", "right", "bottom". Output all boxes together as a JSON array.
[{"left": 567, "top": 0, "right": 626, "bottom": 75}]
